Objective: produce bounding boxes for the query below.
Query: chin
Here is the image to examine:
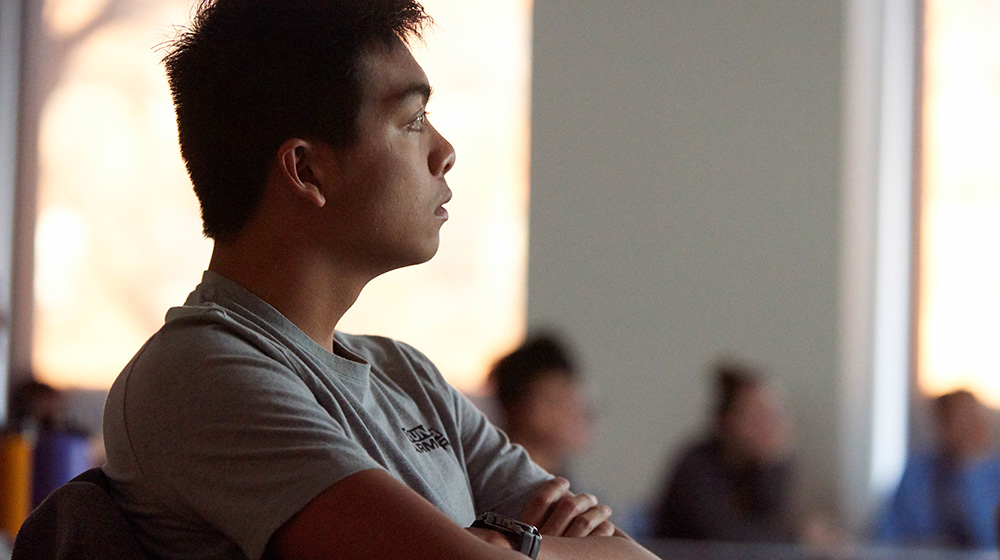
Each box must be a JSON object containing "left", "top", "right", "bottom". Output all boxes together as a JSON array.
[
  {"left": 415, "top": 236, "right": 442, "bottom": 263},
  {"left": 371, "top": 230, "right": 442, "bottom": 273},
  {"left": 394, "top": 244, "right": 440, "bottom": 270}
]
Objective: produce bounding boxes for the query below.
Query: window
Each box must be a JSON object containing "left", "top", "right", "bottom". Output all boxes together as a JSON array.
[
  {"left": 917, "top": 0, "right": 1000, "bottom": 406},
  {"left": 29, "top": 0, "right": 532, "bottom": 393}
]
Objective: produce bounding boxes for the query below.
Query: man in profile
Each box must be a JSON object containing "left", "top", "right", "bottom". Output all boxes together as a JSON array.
[{"left": 101, "top": 1, "right": 659, "bottom": 559}]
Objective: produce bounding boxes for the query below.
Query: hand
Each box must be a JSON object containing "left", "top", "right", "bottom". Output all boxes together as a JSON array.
[{"left": 519, "top": 477, "right": 615, "bottom": 538}]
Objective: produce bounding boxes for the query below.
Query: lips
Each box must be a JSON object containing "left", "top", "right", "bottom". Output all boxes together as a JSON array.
[{"left": 435, "top": 188, "right": 452, "bottom": 219}]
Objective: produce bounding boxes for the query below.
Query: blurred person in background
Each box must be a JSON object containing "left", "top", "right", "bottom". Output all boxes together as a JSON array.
[
  {"left": 876, "top": 389, "right": 1000, "bottom": 550},
  {"left": 650, "top": 361, "right": 796, "bottom": 543},
  {"left": 7, "top": 381, "right": 65, "bottom": 434},
  {"left": 488, "top": 333, "right": 593, "bottom": 480}
]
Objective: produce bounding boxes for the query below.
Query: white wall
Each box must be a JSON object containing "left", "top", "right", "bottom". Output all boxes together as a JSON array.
[{"left": 528, "top": 0, "right": 847, "bottom": 523}]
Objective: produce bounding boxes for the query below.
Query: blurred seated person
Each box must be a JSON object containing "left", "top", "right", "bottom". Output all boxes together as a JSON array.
[
  {"left": 650, "top": 361, "right": 795, "bottom": 543},
  {"left": 876, "top": 389, "right": 1000, "bottom": 550},
  {"left": 8, "top": 380, "right": 65, "bottom": 433},
  {"left": 488, "top": 334, "right": 593, "bottom": 479}
]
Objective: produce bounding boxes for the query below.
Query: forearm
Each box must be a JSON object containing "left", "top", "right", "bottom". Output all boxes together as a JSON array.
[
  {"left": 537, "top": 535, "right": 660, "bottom": 560},
  {"left": 472, "top": 522, "right": 659, "bottom": 560}
]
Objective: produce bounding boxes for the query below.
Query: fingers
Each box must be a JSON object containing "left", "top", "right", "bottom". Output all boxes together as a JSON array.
[
  {"left": 594, "top": 521, "right": 617, "bottom": 537},
  {"left": 520, "top": 477, "right": 571, "bottom": 527},
  {"left": 539, "top": 492, "right": 607, "bottom": 536},
  {"left": 562, "top": 504, "right": 614, "bottom": 538},
  {"left": 519, "top": 477, "right": 618, "bottom": 538}
]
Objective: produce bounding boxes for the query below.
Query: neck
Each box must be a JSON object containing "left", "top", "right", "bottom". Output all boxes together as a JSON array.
[{"left": 208, "top": 233, "right": 370, "bottom": 353}]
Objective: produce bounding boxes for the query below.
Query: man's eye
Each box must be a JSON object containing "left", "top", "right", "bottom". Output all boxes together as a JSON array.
[{"left": 407, "top": 112, "right": 426, "bottom": 133}]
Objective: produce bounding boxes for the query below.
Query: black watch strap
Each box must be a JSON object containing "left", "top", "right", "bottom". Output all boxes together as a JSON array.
[{"left": 471, "top": 512, "right": 542, "bottom": 559}]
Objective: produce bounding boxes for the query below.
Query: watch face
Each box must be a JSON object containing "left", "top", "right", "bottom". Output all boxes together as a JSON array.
[
  {"left": 485, "top": 513, "right": 522, "bottom": 533},
  {"left": 475, "top": 512, "right": 542, "bottom": 559},
  {"left": 481, "top": 512, "right": 539, "bottom": 536}
]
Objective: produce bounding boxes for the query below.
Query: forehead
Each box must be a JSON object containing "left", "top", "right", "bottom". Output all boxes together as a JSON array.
[{"left": 357, "top": 42, "right": 430, "bottom": 110}]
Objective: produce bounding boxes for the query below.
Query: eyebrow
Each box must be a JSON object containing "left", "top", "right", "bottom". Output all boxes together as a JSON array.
[{"left": 390, "top": 82, "right": 433, "bottom": 107}]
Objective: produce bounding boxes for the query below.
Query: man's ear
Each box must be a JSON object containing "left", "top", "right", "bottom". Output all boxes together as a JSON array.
[{"left": 276, "top": 138, "right": 327, "bottom": 207}]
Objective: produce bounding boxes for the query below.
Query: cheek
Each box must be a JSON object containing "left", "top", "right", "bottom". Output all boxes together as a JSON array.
[
  {"left": 522, "top": 402, "right": 552, "bottom": 426},
  {"left": 534, "top": 402, "right": 587, "bottom": 434},
  {"left": 370, "top": 153, "right": 425, "bottom": 212},
  {"left": 346, "top": 158, "right": 408, "bottom": 221}
]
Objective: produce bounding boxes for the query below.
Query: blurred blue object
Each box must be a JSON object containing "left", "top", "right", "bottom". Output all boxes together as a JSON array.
[
  {"left": 640, "top": 539, "right": 998, "bottom": 560},
  {"left": 31, "top": 431, "right": 90, "bottom": 508}
]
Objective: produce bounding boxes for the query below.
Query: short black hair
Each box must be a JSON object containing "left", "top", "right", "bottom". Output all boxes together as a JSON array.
[
  {"left": 933, "top": 389, "right": 978, "bottom": 419},
  {"left": 8, "top": 380, "right": 61, "bottom": 430},
  {"left": 163, "top": 0, "right": 431, "bottom": 242},
  {"left": 713, "top": 360, "right": 763, "bottom": 422},
  {"left": 489, "top": 333, "right": 578, "bottom": 414}
]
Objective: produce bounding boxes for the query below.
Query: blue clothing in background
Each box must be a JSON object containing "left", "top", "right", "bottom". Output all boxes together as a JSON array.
[{"left": 877, "top": 451, "right": 1000, "bottom": 549}]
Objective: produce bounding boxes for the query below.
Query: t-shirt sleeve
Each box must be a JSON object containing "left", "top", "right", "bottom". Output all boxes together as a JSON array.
[
  {"left": 118, "top": 322, "right": 382, "bottom": 560},
  {"left": 447, "top": 382, "right": 553, "bottom": 518},
  {"left": 388, "top": 338, "right": 552, "bottom": 520}
]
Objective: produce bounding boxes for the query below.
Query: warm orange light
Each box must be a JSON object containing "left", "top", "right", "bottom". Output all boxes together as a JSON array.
[
  {"left": 32, "top": 1, "right": 531, "bottom": 394},
  {"left": 918, "top": 0, "right": 1000, "bottom": 408},
  {"left": 42, "top": 0, "right": 113, "bottom": 39}
]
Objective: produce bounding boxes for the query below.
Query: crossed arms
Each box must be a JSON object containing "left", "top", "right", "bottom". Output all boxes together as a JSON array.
[{"left": 268, "top": 471, "right": 660, "bottom": 560}]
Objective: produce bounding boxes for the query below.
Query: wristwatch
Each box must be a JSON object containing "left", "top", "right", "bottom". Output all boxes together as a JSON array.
[{"left": 471, "top": 511, "right": 542, "bottom": 558}]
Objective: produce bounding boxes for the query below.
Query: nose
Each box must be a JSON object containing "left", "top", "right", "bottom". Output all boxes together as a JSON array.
[{"left": 429, "top": 123, "right": 456, "bottom": 177}]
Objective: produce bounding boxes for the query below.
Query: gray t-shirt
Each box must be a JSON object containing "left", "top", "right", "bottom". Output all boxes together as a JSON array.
[{"left": 103, "top": 271, "right": 550, "bottom": 560}]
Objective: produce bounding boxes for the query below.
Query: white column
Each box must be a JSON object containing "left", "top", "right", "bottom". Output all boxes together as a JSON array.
[
  {"left": 0, "top": 0, "right": 24, "bottom": 422},
  {"left": 839, "top": 0, "right": 916, "bottom": 534}
]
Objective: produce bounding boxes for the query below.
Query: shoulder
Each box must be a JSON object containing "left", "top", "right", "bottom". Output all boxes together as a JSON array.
[
  {"left": 961, "top": 451, "right": 1000, "bottom": 481},
  {"left": 664, "top": 438, "right": 721, "bottom": 484},
  {"left": 901, "top": 452, "right": 938, "bottom": 474},
  {"left": 976, "top": 450, "right": 1000, "bottom": 468},
  {"left": 120, "top": 309, "right": 295, "bottom": 401},
  {"left": 106, "top": 306, "right": 312, "bottom": 444},
  {"left": 891, "top": 453, "right": 938, "bottom": 494},
  {"left": 132, "top": 303, "right": 283, "bottom": 365},
  {"left": 680, "top": 438, "right": 721, "bottom": 465}
]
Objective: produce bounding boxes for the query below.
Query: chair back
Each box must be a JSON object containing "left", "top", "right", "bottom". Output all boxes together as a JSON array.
[{"left": 11, "top": 467, "right": 151, "bottom": 560}]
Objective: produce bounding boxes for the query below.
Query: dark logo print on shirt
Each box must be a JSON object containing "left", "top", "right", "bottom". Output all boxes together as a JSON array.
[{"left": 402, "top": 424, "right": 451, "bottom": 454}]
